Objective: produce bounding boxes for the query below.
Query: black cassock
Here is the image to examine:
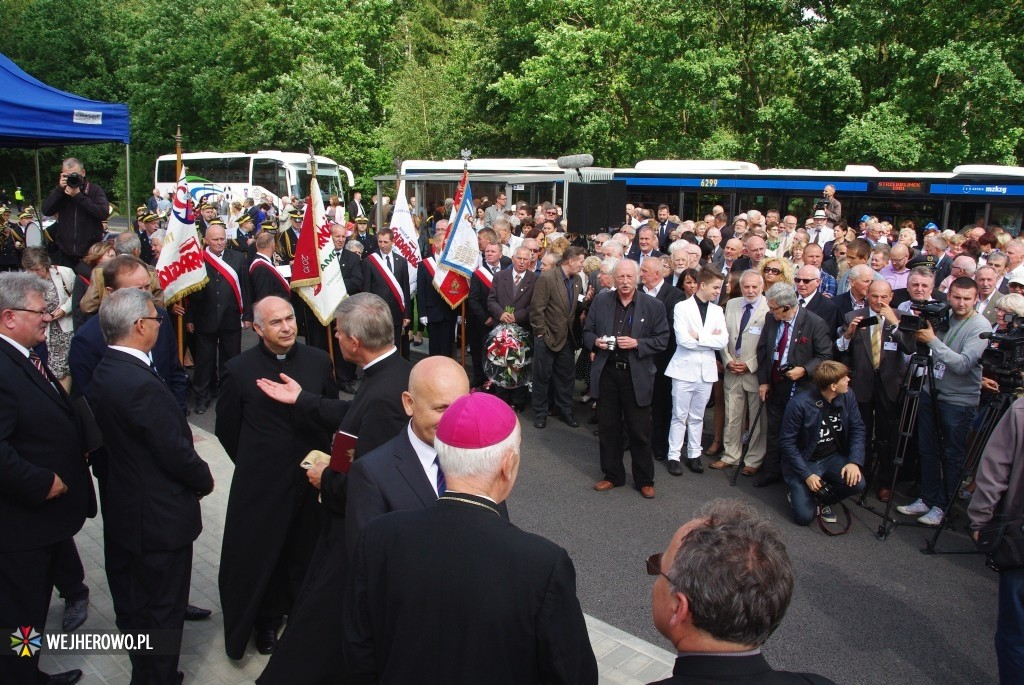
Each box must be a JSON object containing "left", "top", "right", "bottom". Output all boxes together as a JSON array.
[
  {"left": 258, "top": 351, "right": 412, "bottom": 685},
  {"left": 215, "top": 342, "right": 336, "bottom": 660}
]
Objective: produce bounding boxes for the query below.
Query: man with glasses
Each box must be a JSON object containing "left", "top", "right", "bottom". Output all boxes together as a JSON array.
[
  {"left": 753, "top": 283, "right": 833, "bottom": 488},
  {"left": 646, "top": 500, "right": 835, "bottom": 685},
  {"left": 732, "top": 234, "right": 767, "bottom": 273},
  {"left": 800, "top": 244, "right": 836, "bottom": 296},
  {"left": 880, "top": 243, "right": 912, "bottom": 290},
  {"left": 794, "top": 265, "right": 840, "bottom": 337},
  {"left": 0, "top": 271, "right": 94, "bottom": 685}
]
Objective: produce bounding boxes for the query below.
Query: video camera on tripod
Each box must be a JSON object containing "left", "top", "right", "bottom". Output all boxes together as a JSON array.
[
  {"left": 897, "top": 299, "right": 951, "bottom": 334},
  {"left": 980, "top": 314, "right": 1024, "bottom": 389}
]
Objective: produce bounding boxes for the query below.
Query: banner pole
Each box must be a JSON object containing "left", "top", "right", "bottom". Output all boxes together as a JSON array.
[{"left": 174, "top": 125, "right": 185, "bottom": 365}]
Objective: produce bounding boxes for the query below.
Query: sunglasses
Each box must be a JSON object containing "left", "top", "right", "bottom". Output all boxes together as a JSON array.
[
  {"left": 763, "top": 267, "right": 783, "bottom": 275},
  {"left": 793, "top": 277, "right": 818, "bottom": 284},
  {"left": 645, "top": 553, "right": 672, "bottom": 584}
]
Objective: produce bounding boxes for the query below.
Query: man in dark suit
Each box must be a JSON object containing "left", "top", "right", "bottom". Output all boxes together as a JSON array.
[
  {"left": 361, "top": 227, "right": 411, "bottom": 358},
  {"left": 215, "top": 296, "right": 337, "bottom": 658},
  {"left": 417, "top": 231, "right": 459, "bottom": 358},
  {"left": 0, "top": 271, "right": 93, "bottom": 685},
  {"left": 892, "top": 266, "right": 945, "bottom": 310},
  {"left": 487, "top": 245, "right": 537, "bottom": 410},
  {"left": 185, "top": 223, "right": 252, "bottom": 414},
  {"left": 585, "top": 259, "right": 670, "bottom": 497},
  {"left": 328, "top": 223, "right": 364, "bottom": 392},
  {"left": 647, "top": 500, "right": 835, "bottom": 685},
  {"left": 655, "top": 203, "right": 679, "bottom": 252},
  {"left": 256, "top": 293, "right": 412, "bottom": 685},
  {"left": 529, "top": 246, "right": 587, "bottom": 429},
  {"left": 627, "top": 225, "right": 664, "bottom": 264},
  {"left": 640, "top": 256, "right": 685, "bottom": 463},
  {"left": 466, "top": 242, "right": 510, "bottom": 386},
  {"left": 344, "top": 392, "right": 597, "bottom": 684},
  {"left": 344, "top": 356, "right": 471, "bottom": 559},
  {"left": 90, "top": 288, "right": 214, "bottom": 685},
  {"left": 346, "top": 190, "right": 366, "bottom": 222},
  {"left": 835, "top": 264, "right": 875, "bottom": 324},
  {"left": 837, "top": 280, "right": 908, "bottom": 501},
  {"left": 276, "top": 210, "right": 303, "bottom": 264},
  {"left": 754, "top": 283, "right": 833, "bottom": 487},
  {"left": 794, "top": 264, "right": 840, "bottom": 335},
  {"left": 925, "top": 234, "right": 954, "bottom": 287},
  {"left": 249, "top": 232, "right": 290, "bottom": 303}
]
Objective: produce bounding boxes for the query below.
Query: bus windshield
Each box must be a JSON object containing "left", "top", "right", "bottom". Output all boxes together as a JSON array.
[{"left": 293, "top": 165, "right": 342, "bottom": 201}]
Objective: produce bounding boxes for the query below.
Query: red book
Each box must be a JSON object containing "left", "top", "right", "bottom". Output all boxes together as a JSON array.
[{"left": 330, "top": 430, "right": 358, "bottom": 473}]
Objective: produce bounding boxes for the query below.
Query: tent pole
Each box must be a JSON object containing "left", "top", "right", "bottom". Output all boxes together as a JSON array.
[
  {"left": 33, "top": 149, "right": 42, "bottom": 222},
  {"left": 125, "top": 143, "right": 131, "bottom": 219}
]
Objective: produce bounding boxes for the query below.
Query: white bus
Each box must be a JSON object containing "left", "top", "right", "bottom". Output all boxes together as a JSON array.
[{"left": 154, "top": 150, "right": 355, "bottom": 209}]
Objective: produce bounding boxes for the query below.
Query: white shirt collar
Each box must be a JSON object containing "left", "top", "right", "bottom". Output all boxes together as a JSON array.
[
  {"left": 407, "top": 422, "right": 439, "bottom": 496},
  {"left": 799, "top": 291, "right": 816, "bottom": 306},
  {"left": 645, "top": 281, "right": 663, "bottom": 297},
  {"left": 0, "top": 333, "right": 31, "bottom": 358},
  {"left": 363, "top": 346, "right": 397, "bottom": 370},
  {"left": 109, "top": 345, "right": 152, "bottom": 366}
]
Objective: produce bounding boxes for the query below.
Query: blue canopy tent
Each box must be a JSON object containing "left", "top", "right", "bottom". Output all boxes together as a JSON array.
[{"left": 0, "top": 52, "right": 132, "bottom": 215}]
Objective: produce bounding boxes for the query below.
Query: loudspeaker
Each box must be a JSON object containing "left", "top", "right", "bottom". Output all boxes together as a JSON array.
[{"left": 566, "top": 181, "right": 626, "bottom": 234}]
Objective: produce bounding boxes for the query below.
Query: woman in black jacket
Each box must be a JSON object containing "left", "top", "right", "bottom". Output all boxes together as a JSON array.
[{"left": 779, "top": 360, "right": 866, "bottom": 525}]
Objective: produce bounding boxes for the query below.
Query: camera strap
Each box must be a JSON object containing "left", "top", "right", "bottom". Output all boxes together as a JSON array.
[
  {"left": 817, "top": 502, "right": 853, "bottom": 536},
  {"left": 942, "top": 314, "right": 974, "bottom": 350}
]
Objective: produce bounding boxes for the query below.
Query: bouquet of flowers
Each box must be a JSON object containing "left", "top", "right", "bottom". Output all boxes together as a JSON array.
[{"left": 485, "top": 313, "right": 532, "bottom": 389}]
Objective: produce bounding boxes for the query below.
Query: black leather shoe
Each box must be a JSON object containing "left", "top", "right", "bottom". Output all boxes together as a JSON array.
[
  {"left": 654, "top": 454, "right": 667, "bottom": 462},
  {"left": 62, "top": 596, "right": 88, "bottom": 632},
  {"left": 753, "top": 474, "right": 782, "bottom": 488},
  {"left": 194, "top": 402, "right": 209, "bottom": 415},
  {"left": 338, "top": 382, "right": 356, "bottom": 394},
  {"left": 45, "top": 670, "right": 83, "bottom": 685},
  {"left": 560, "top": 413, "right": 579, "bottom": 428},
  {"left": 533, "top": 417, "right": 547, "bottom": 429},
  {"left": 255, "top": 628, "right": 277, "bottom": 655},
  {"left": 667, "top": 460, "right": 683, "bottom": 476},
  {"left": 685, "top": 458, "right": 704, "bottom": 474},
  {"left": 184, "top": 604, "right": 212, "bottom": 621}
]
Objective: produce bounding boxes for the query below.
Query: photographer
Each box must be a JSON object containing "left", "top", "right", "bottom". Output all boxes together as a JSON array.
[
  {"left": 779, "top": 361, "right": 865, "bottom": 526},
  {"left": 968, "top": 397, "right": 1024, "bottom": 685},
  {"left": 41, "top": 157, "right": 109, "bottom": 268},
  {"left": 896, "top": 277, "right": 990, "bottom": 526}
]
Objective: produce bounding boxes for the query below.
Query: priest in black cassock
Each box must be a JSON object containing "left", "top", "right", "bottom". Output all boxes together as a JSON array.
[
  {"left": 343, "top": 392, "right": 598, "bottom": 685},
  {"left": 215, "top": 296, "right": 336, "bottom": 658},
  {"left": 255, "top": 292, "right": 412, "bottom": 685}
]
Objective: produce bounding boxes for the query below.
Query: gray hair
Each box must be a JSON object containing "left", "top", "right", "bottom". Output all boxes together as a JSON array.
[
  {"left": 998, "top": 293, "right": 1024, "bottom": 317},
  {"left": 666, "top": 499, "right": 793, "bottom": 647},
  {"left": 62, "top": 157, "right": 84, "bottom": 172},
  {"left": 599, "top": 258, "right": 619, "bottom": 275},
  {"left": 115, "top": 231, "right": 142, "bottom": 255},
  {"left": 908, "top": 265, "right": 936, "bottom": 284},
  {"left": 987, "top": 251, "right": 1008, "bottom": 268},
  {"left": 740, "top": 269, "right": 765, "bottom": 285},
  {"left": 99, "top": 288, "right": 154, "bottom": 345},
  {"left": 436, "top": 421, "right": 521, "bottom": 481},
  {"left": 335, "top": 293, "right": 394, "bottom": 351},
  {"left": 604, "top": 241, "right": 625, "bottom": 258},
  {"left": 765, "top": 282, "right": 797, "bottom": 308},
  {"left": 493, "top": 218, "right": 511, "bottom": 234},
  {"left": 0, "top": 271, "right": 49, "bottom": 312},
  {"left": 345, "top": 239, "right": 364, "bottom": 254},
  {"left": 849, "top": 264, "right": 875, "bottom": 281}
]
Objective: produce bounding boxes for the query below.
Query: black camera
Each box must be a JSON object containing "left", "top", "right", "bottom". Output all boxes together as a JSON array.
[
  {"left": 65, "top": 172, "right": 84, "bottom": 188},
  {"left": 897, "top": 299, "right": 950, "bottom": 333},
  {"left": 814, "top": 199, "right": 828, "bottom": 211},
  {"left": 980, "top": 315, "right": 1024, "bottom": 387},
  {"left": 777, "top": 363, "right": 793, "bottom": 376}
]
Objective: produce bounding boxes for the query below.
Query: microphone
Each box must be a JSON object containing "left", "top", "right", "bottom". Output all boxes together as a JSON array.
[{"left": 556, "top": 154, "right": 595, "bottom": 170}]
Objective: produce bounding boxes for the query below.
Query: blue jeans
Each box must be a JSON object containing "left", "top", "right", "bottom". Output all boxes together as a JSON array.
[
  {"left": 917, "top": 392, "right": 976, "bottom": 510},
  {"left": 785, "top": 453, "right": 866, "bottom": 526},
  {"left": 997, "top": 567, "right": 1024, "bottom": 685}
]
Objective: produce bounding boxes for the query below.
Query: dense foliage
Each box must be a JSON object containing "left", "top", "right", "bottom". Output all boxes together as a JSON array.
[{"left": 1, "top": 0, "right": 1022, "bottom": 206}]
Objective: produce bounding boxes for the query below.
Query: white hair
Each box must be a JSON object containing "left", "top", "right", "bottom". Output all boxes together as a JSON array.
[{"left": 436, "top": 421, "right": 521, "bottom": 480}]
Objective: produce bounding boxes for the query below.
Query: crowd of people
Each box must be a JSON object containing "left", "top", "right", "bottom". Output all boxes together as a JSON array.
[{"left": 3, "top": 158, "right": 1023, "bottom": 684}]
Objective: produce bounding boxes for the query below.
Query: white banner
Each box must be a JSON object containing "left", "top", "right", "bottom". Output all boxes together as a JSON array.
[{"left": 154, "top": 167, "right": 208, "bottom": 304}]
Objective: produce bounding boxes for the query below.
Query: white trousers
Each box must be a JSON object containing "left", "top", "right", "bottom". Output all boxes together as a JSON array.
[{"left": 667, "top": 377, "right": 713, "bottom": 461}]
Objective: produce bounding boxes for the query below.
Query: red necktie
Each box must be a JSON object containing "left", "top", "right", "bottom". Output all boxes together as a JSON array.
[
  {"left": 28, "top": 350, "right": 50, "bottom": 382},
  {"left": 772, "top": 321, "right": 790, "bottom": 383}
]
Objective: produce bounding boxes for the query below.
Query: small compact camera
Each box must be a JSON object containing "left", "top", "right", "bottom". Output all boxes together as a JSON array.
[{"left": 600, "top": 335, "right": 616, "bottom": 350}]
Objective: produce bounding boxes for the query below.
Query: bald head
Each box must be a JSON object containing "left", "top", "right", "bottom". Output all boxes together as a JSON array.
[{"left": 404, "top": 356, "right": 470, "bottom": 446}]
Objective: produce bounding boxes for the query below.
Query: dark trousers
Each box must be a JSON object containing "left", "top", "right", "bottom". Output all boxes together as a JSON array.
[
  {"left": 784, "top": 453, "right": 866, "bottom": 525},
  {"left": 52, "top": 537, "right": 88, "bottom": 603},
  {"left": 761, "top": 380, "right": 795, "bottom": 479},
  {"left": 427, "top": 319, "right": 456, "bottom": 357},
  {"left": 0, "top": 543, "right": 65, "bottom": 684},
  {"left": 531, "top": 338, "right": 575, "bottom": 418},
  {"left": 126, "top": 545, "right": 193, "bottom": 685},
  {"left": 394, "top": 324, "right": 410, "bottom": 359},
  {"left": 598, "top": 364, "right": 655, "bottom": 488},
  {"left": 193, "top": 328, "right": 241, "bottom": 402},
  {"left": 467, "top": 317, "right": 490, "bottom": 386},
  {"left": 998, "top": 567, "right": 1024, "bottom": 685},
  {"left": 859, "top": 379, "right": 898, "bottom": 487},
  {"left": 95, "top": 472, "right": 134, "bottom": 629},
  {"left": 650, "top": 372, "right": 672, "bottom": 460}
]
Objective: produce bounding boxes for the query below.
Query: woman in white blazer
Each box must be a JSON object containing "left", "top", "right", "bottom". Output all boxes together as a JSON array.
[{"left": 21, "top": 247, "right": 76, "bottom": 391}]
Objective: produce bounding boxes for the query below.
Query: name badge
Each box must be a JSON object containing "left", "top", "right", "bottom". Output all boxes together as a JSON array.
[
  {"left": 578, "top": 293, "right": 585, "bottom": 302},
  {"left": 773, "top": 352, "right": 780, "bottom": 361},
  {"left": 748, "top": 326, "right": 762, "bottom": 335},
  {"left": 933, "top": 362, "right": 946, "bottom": 380},
  {"left": 883, "top": 341, "right": 898, "bottom": 352}
]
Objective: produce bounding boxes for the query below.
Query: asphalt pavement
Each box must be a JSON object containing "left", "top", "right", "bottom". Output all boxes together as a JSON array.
[{"left": 177, "top": 335, "right": 1001, "bottom": 685}]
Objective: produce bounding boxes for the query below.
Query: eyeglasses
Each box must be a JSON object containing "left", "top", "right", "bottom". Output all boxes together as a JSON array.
[
  {"left": 793, "top": 277, "right": 818, "bottom": 284},
  {"left": 645, "top": 553, "right": 673, "bottom": 584},
  {"left": 9, "top": 307, "right": 51, "bottom": 318},
  {"left": 763, "top": 267, "right": 783, "bottom": 275},
  {"left": 137, "top": 315, "right": 165, "bottom": 324},
  {"left": 767, "top": 304, "right": 789, "bottom": 313}
]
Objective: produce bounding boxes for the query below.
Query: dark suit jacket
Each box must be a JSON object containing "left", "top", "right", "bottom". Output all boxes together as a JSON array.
[
  {"left": 347, "top": 199, "right": 366, "bottom": 221},
  {"left": 656, "top": 220, "right": 678, "bottom": 251},
  {"left": 835, "top": 290, "right": 864, "bottom": 323},
  {"left": 344, "top": 495, "right": 597, "bottom": 685},
  {"left": 650, "top": 654, "right": 836, "bottom": 685},
  {"left": 802, "top": 292, "right": 840, "bottom": 337},
  {"left": 756, "top": 307, "right": 833, "bottom": 389},
  {"left": 338, "top": 248, "right": 363, "bottom": 294},
  {"left": 627, "top": 248, "right": 663, "bottom": 263},
  {"left": 933, "top": 254, "right": 953, "bottom": 287},
  {"left": 186, "top": 248, "right": 252, "bottom": 332},
  {"left": 89, "top": 349, "right": 213, "bottom": 553},
  {"left": 363, "top": 251, "right": 411, "bottom": 327},
  {"left": 487, "top": 268, "right": 537, "bottom": 327},
  {"left": 69, "top": 305, "right": 188, "bottom": 412},
  {"left": 650, "top": 281, "right": 685, "bottom": 371},
  {"left": 417, "top": 262, "right": 459, "bottom": 323},
  {"left": 891, "top": 288, "right": 946, "bottom": 309},
  {"left": 840, "top": 307, "right": 908, "bottom": 404},
  {"left": 248, "top": 255, "right": 291, "bottom": 303},
  {"left": 529, "top": 265, "right": 584, "bottom": 352},
  {"left": 467, "top": 264, "right": 506, "bottom": 323},
  {"left": 0, "top": 338, "right": 93, "bottom": 552},
  {"left": 582, "top": 290, "right": 670, "bottom": 406},
  {"left": 277, "top": 226, "right": 300, "bottom": 263}
]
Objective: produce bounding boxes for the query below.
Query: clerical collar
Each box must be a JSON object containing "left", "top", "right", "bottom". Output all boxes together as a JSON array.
[
  {"left": 258, "top": 341, "right": 297, "bottom": 361},
  {"left": 363, "top": 346, "right": 397, "bottom": 370}
]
